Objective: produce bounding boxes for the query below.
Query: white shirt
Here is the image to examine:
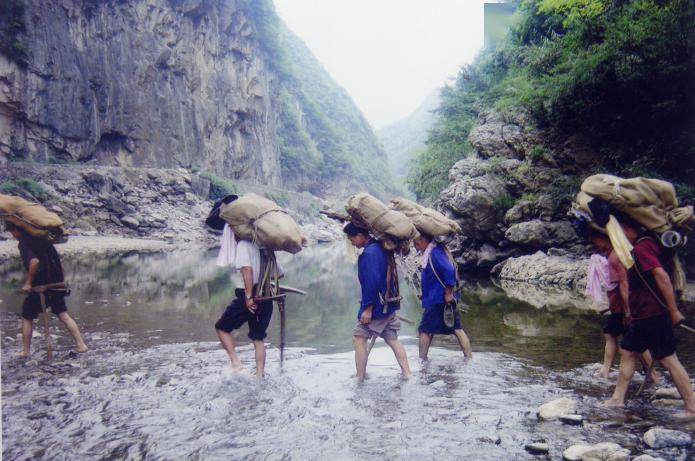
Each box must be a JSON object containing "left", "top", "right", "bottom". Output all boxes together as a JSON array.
[{"left": 231, "top": 240, "right": 284, "bottom": 286}]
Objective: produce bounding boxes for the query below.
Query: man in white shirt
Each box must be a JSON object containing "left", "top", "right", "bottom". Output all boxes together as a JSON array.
[{"left": 215, "top": 235, "right": 281, "bottom": 378}]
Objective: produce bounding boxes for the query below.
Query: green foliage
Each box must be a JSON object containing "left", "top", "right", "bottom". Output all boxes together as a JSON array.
[
  {"left": 409, "top": 0, "right": 695, "bottom": 200},
  {"left": 0, "top": 178, "right": 48, "bottom": 201},
  {"left": 248, "top": 0, "right": 393, "bottom": 197},
  {"left": 493, "top": 194, "right": 516, "bottom": 217},
  {"left": 264, "top": 190, "right": 289, "bottom": 207},
  {"left": 0, "top": 0, "right": 30, "bottom": 66},
  {"left": 199, "top": 172, "right": 238, "bottom": 201}
]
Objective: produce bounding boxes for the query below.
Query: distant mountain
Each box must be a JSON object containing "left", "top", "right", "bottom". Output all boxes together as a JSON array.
[{"left": 376, "top": 89, "right": 441, "bottom": 189}]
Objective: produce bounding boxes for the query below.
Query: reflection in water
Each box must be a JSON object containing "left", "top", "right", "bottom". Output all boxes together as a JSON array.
[{"left": 1, "top": 244, "right": 695, "bottom": 460}]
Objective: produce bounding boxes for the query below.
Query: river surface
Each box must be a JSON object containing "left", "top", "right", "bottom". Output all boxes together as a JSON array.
[{"left": 1, "top": 243, "right": 694, "bottom": 460}]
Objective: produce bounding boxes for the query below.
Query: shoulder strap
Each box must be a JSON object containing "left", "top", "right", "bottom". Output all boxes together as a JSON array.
[{"left": 428, "top": 252, "right": 447, "bottom": 289}]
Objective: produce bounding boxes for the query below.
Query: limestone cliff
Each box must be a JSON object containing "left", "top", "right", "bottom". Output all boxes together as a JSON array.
[{"left": 0, "top": 0, "right": 390, "bottom": 197}]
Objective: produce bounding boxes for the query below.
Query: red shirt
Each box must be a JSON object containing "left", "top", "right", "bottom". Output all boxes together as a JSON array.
[
  {"left": 606, "top": 250, "right": 627, "bottom": 314},
  {"left": 628, "top": 237, "right": 667, "bottom": 320}
]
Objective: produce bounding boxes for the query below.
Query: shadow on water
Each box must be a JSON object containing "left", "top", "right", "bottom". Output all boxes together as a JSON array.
[{"left": 2, "top": 243, "right": 695, "bottom": 460}]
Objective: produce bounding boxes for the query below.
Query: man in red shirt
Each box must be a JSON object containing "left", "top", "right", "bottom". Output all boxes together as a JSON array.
[{"left": 603, "top": 219, "right": 694, "bottom": 417}]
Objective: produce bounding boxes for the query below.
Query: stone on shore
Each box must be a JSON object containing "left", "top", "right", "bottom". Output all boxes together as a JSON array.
[
  {"left": 559, "top": 414, "right": 584, "bottom": 425},
  {"left": 643, "top": 427, "right": 692, "bottom": 449},
  {"left": 632, "top": 455, "right": 665, "bottom": 461},
  {"left": 539, "top": 397, "right": 577, "bottom": 420},
  {"left": 562, "top": 442, "right": 626, "bottom": 461}
]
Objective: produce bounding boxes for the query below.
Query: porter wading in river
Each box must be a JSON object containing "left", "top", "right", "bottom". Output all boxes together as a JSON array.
[
  {"left": 413, "top": 232, "right": 472, "bottom": 360},
  {"left": 211, "top": 193, "right": 303, "bottom": 378},
  {"left": 344, "top": 223, "right": 411, "bottom": 380},
  {"left": 6, "top": 221, "right": 88, "bottom": 357},
  {"left": 602, "top": 216, "right": 695, "bottom": 416}
]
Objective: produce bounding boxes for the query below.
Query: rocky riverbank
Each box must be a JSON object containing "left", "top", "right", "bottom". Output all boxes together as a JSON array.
[{"left": 0, "top": 163, "right": 342, "bottom": 263}]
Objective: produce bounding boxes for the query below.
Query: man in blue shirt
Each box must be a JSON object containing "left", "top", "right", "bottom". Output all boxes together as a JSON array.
[
  {"left": 414, "top": 232, "right": 472, "bottom": 360},
  {"left": 344, "top": 223, "right": 411, "bottom": 380}
]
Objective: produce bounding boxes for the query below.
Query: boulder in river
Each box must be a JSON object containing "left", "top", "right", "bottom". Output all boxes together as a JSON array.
[
  {"left": 559, "top": 414, "right": 584, "bottom": 425},
  {"left": 643, "top": 427, "right": 692, "bottom": 449},
  {"left": 538, "top": 397, "right": 577, "bottom": 420},
  {"left": 524, "top": 441, "right": 549, "bottom": 455},
  {"left": 631, "top": 455, "right": 666, "bottom": 461},
  {"left": 562, "top": 442, "right": 627, "bottom": 461}
]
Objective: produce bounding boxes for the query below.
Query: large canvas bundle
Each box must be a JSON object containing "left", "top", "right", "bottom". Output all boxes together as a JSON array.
[
  {"left": 219, "top": 193, "right": 304, "bottom": 254},
  {"left": 345, "top": 193, "right": 418, "bottom": 243},
  {"left": 390, "top": 197, "right": 461, "bottom": 237},
  {"left": 0, "top": 194, "right": 66, "bottom": 242},
  {"left": 579, "top": 174, "right": 693, "bottom": 233}
]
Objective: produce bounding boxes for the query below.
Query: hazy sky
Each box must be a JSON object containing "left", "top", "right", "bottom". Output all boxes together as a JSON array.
[{"left": 274, "top": 0, "right": 486, "bottom": 130}]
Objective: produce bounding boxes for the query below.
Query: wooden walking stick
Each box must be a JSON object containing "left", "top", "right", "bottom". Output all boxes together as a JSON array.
[{"left": 366, "top": 334, "right": 378, "bottom": 357}]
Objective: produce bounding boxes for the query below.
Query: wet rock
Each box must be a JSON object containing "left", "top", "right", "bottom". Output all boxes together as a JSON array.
[
  {"left": 538, "top": 397, "right": 577, "bottom": 420},
  {"left": 525, "top": 442, "right": 549, "bottom": 455},
  {"left": 632, "top": 456, "right": 665, "bottom": 461},
  {"left": 651, "top": 398, "right": 682, "bottom": 406},
  {"left": 559, "top": 414, "right": 584, "bottom": 425},
  {"left": 120, "top": 216, "right": 140, "bottom": 230},
  {"left": 643, "top": 427, "right": 692, "bottom": 449},
  {"left": 652, "top": 387, "right": 683, "bottom": 400},
  {"left": 498, "top": 251, "right": 588, "bottom": 290},
  {"left": 563, "top": 442, "right": 625, "bottom": 461}
]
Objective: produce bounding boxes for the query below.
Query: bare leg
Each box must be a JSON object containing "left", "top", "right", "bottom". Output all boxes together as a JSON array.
[
  {"left": 385, "top": 337, "right": 411, "bottom": 379},
  {"left": 353, "top": 335, "right": 368, "bottom": 380},
  {"left": 57, "top": 312, "right": 88, "bottom": 353},
  {"left": 453, "top": 329, "right": 473, "bottom": 359},
  {"left": 640, "top": 351, "right": 661, "bottom": 385},
  {"left": 20, "top": 318, "right": 32, "bottom": 356},
  {"left": 603, "top": 348, "right": 638, "bottom": 407},
  {"left": 253, "top": 340, "right": 266, "bottom": 379},
  {"left": 599, "top": 334, "right": 618, "bottom": 378},
  {"left": 216, "top": 329, "right": 243, "bottom": 371},
  {"left": 659, "top": 353, "right": 695, "bottom": 416},
  {"left": 419, "top": 333, "right": 432, "bottom": 360}
]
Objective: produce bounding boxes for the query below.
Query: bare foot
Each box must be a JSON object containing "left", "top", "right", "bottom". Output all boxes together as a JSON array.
[
  {"left": 231, "top": 363, "right": 245, "bottom": 373},
  {"left": 596, "top": 369, "right": 611, "bottom": 379},
  {"left": 401, "top": 372, "right": 412, "bottom": 380},
  {"left": 465, "top": 353, "right": 473, "bottom": 360},
  {"left": 76, "top": 345, "right": 88, "bottom": 353},
  {"left": 601, "top": 398, "right": 625, "bottom": 408},
  {"left": 18, "top": 351, "right": 30, "bottom": 358}
]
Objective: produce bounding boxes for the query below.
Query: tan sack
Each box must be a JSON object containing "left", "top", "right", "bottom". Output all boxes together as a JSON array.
[
  {"left": 580, "top": 174, "right": 693, "bottom": 233},
  {"left": 390, "top": 197, "right": 461, "bottom": 237},
  {"left": 219, "top": 193, "right": 303, "bottom": 254},
  {"left": 345, "top": 193, "right": 418, "bottom": 243},
  {"left": 0, "top": 194, "right": 65, "bottom": 242}
]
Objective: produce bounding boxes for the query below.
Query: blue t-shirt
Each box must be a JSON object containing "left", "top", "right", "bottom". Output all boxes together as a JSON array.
[
  {"left": 421, "top": 245, "right": 457, "bottom": 308},
  {"left": 357, "top": 241, "right": 399, "bottom": 320}
]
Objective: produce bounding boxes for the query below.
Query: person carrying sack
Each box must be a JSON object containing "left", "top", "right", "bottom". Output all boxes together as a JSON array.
[
  {"left": 602, "top": 214, "right": 695, "bottom": 418},
  {"left": 413, "top": 232, "right": 472, "bottom": 360},
  {"left": 5, "top": 221, "right": 87, "bottom": 357},
  {"left": 343, "top": 223, "right": 411, "bottom": 380},
  {"left": 214, "top": 224, "right": 284, "bottom": 379}
]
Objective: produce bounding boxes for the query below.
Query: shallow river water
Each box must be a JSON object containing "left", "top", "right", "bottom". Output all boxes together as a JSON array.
[{"left": 2, "top": 244, "right": 694, "bottom": 460}]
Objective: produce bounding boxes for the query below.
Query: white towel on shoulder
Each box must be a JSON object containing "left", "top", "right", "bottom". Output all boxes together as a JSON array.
[{"left": 216, "top": 223, "right": 236, "bottom": 267}]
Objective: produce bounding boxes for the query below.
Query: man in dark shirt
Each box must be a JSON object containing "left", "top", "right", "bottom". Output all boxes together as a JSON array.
[
  {"left": 344, "top": 223, "right": 411, "bottom": 380},
  {"left": 6, "top": 222, "right": 87, "bottom": 356},
  {"left": 603, "top": 219, "right": 694, "bottom": 417}
]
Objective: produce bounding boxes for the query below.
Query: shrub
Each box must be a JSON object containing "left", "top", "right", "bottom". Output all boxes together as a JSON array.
[
  {"left": 199, "top": 172, "right": 238, "bottom": 201},
  {"left": 0, "top": 178, "right": 49, "bottom": 201}
]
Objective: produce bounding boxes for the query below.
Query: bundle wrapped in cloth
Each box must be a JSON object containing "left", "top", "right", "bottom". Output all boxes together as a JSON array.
[
  {"left": 0, "top": 194, "right": 66, "bottom": 242},
  {"left": 345, "top": 193, "right": 418, "bottom": 251},
  {"left": 389, "top": 197, "right": 461, "bottom": 237},
  {"left": 219, "top": 193, "right": 304, "bottom": 254},
  {"left": 572, "top": 174, "right": 692, "bottom": 295}
]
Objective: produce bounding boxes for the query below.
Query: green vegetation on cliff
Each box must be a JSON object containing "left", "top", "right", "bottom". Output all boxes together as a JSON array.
[
  {"left": 408, "top": 0, "right": 695, "bottom": 201},
  {"left": 250, "top": 0, "right": 393, "bottom": 197}
]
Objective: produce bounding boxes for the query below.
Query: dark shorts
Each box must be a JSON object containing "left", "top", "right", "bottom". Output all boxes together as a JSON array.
[
  {"left": 21, "top": 292, "right": 68, "bottom": 320},
  {"left": 603, "top": 312, "right": 626, "bottom": 337},
  {"left": 418, "top": 303, "right": 462, "bottom": 335},
  {"left": 620, "top": 314, "right": 677, "bottom": 360},
  {"left": 214, "top": 293, "right": 273, "bottom": 341}
]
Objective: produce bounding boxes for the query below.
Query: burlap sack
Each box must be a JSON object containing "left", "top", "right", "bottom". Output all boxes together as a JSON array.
[
  {"left": 219, "top": 193, "right": 304, "bottom": 254},
  {"left": 345, "top": 193, "right": 418, "bottom": 243},
  {"left": 580, "top": 174, "right": 693, "bottom": 233},
  {"left": 0, "top": 194, "right": 65, "bottom": 242},
  {"left": 390, "top": 197, "right": 461, "bottom": 237}
]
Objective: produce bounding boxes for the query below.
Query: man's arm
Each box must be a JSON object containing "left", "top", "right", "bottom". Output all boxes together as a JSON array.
[
  {"left": 240, "top": 266, "right": 256, "bottom": 312},
  {"left": 652, "top": 267, "right": 684, "bottom": 325},
  {"left": 619, "top": 278, "right": 630, "bottom": 322},
  {"left": 22, "top": 258, "right": 39, "bottom": 293}
]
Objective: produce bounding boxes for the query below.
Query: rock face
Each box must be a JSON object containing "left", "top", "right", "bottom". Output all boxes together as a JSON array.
[
  {"left": 0, "top": 0, "right": 389, "bottom": 198},
  {"left": 434, "top": 109, "right": 600, "bottom": 292}
]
